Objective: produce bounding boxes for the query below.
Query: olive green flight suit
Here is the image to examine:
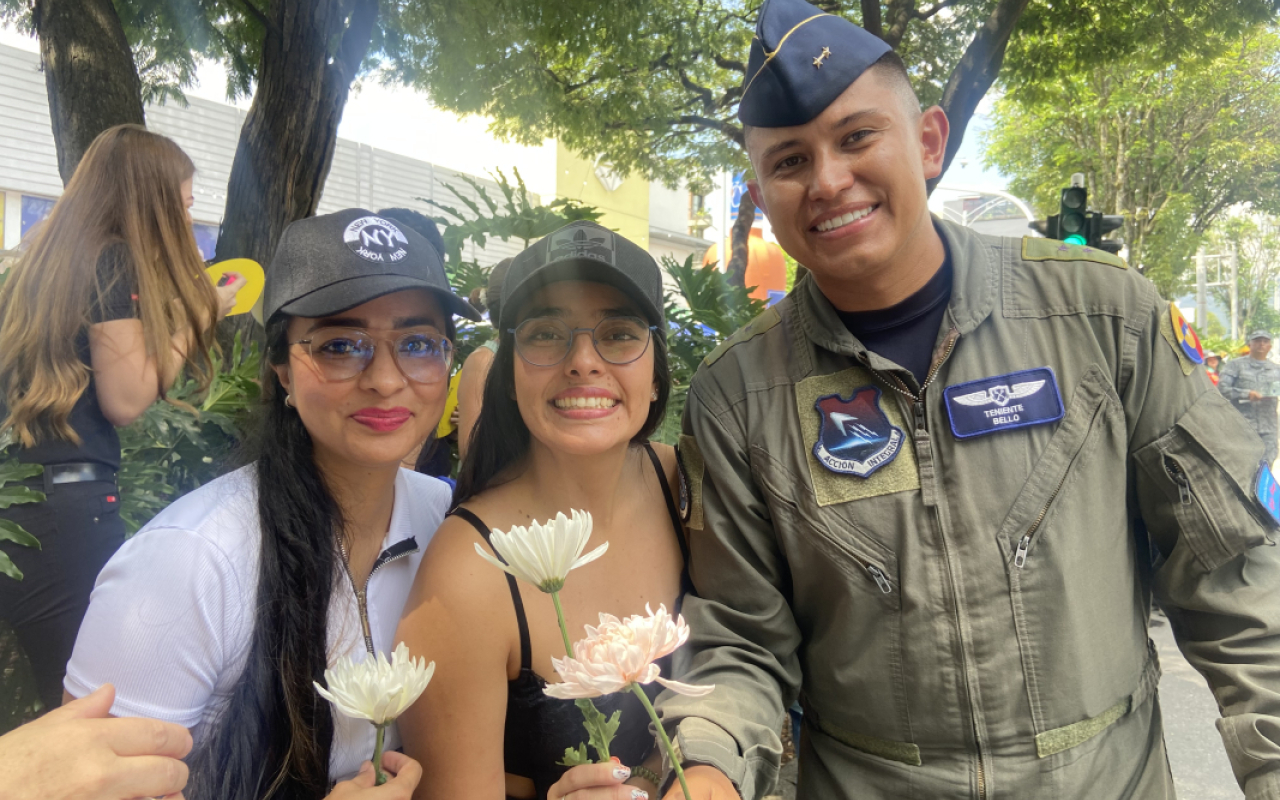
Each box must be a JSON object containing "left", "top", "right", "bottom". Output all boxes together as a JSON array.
[{"left": 660, "top": 220, "right": 1280, "bottom": 800}]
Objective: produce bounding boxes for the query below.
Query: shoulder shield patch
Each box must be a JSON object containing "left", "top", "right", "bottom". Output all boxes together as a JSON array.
[
  {"left": 1021, "top": 237, "right": 1127, "bottom": 270},
  {"left": 703, "top": 307, "right": 782, "bottom": 367},
  {"left": 677, "top": 434, "right": 705, "bottom": 530},
  {"left": 1158, "top": 302, "right": 1200, "bottom": 376}
]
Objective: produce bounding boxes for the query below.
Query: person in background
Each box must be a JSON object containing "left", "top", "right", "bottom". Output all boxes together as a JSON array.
[
  {"left": 397, "top": 222, "right": 686, "bottom": 800},
  {"left": 1204, "top": 351, "right": 1222, "bottom": 385},
  {"left": 0, "top": 124, "right": 244, "bottom": 712},
  {"left": 1218, "top": 329, "right": 1280, "bottom": 465},
  {"left": 456, "top": 257, "right": 513, "bottom": 460},
  {"left": 63, "top": 209, "right": 479, "bottom": 799}
]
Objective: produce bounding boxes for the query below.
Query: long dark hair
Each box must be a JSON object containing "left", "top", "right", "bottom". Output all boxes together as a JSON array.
[
  {"left": 186, "top": 315, "right": 341, "bottom": 799},
  {"left": 454, "top": 290, "right": 670, "bottom": 504}
]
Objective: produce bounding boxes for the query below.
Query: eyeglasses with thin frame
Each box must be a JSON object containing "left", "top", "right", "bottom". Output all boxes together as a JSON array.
[
  {"left": 509, "top": 315, "right": 657, "bottom": 367},
  {"left": 289, "top": 327, "right": 454, "bottom": 384}
]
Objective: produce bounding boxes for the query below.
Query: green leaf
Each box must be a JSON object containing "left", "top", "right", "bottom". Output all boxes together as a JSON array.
[
  {"left": 0, "top": 518, "right": 40, "bottom": 549},
  {"left": 0, "top": 459, "right": 42, "bottom": 485},
  {"left": 576, "top": 698, "right": 621, "bottom": 763},
  {"left": 0, "top": 550, "right": 22, "bottom": 581},
  {"left": 0, "top": 485, "right": 45, "bottom": 509},
  {"left": 557, "top": 743, "right": 592, "bottom": 767}
]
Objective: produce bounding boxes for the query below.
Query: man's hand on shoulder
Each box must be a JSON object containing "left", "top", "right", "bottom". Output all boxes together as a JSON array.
[
  {"left": 0, "top": 684, "right": 193, "bottom": 800},
  {"left": 662, "top": 766, "right": 741, "bottom": 800}
]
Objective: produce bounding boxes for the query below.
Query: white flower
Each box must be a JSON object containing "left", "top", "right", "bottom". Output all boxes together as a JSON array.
[
  {"left": 313, "top": 642, "right": 435, "bottom": 725},
  {"left": 544, "top": 604, "right": 715, "bottom": 699},
  {"left": 474, "top": 509, "right": 607, "bottom": 593}
]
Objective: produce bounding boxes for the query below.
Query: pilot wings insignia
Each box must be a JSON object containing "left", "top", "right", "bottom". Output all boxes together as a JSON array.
[{"left": 951, "top": 380, "right": 1045, "bottom": 408}]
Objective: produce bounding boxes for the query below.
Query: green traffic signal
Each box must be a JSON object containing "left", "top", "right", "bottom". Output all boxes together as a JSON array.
[{"left": 1064, "top": 233, "right": 1088, "bottom": 245}]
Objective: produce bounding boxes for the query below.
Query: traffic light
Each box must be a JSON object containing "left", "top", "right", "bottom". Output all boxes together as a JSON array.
[
  {"left": 1028, "top": 173, "right": 1124, "bottom": 254},
  {"left": 1087, "top": 213, "right": 1124, "bottom": 254},
  {"left": 1058, "top": 176, "right": 1089, "bottom": 246}
]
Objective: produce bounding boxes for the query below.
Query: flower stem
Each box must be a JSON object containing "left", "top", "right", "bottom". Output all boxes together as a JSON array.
[
  {"left": 372, "top": 723, "right": 387, "bottom": 786},
  {"left": 629, "top": 683, "right": 690, "bottom": 800},
  {"left": 550, "top": 591, "right": 574, "bottom": 656},
  {"left": 552, "top": 590, "right": 612, "bottom": 761}
]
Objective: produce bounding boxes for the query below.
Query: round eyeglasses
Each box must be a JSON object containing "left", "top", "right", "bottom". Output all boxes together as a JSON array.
[
  {"left": 510, "top": 316, "right": 657, "bottom": 367},
  {"left": 290, "top": 327, "right": 454, "bottom": 384}
]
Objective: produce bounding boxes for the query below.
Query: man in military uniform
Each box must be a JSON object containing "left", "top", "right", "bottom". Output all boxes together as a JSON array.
[
  {"left": 1219, "top": 330, "right": 1280, "bottom": 465},
  {"left": 656, "top": 1, "right": 1280, "bottom": 798}
]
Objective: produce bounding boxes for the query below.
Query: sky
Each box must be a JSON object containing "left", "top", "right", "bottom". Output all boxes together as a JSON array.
[{"left": 0, "top": 23, "right": 1011, "bottom": 211}]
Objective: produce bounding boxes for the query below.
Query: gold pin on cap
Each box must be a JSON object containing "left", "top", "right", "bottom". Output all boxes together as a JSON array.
[{"left": 813, "top": 46, "right": 831, "bottom": 68}]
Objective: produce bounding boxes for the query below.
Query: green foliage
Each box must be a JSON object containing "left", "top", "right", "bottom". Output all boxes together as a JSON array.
[
  {"left": 1207, "top": 214, "right": 1280, "bottom": 338},
  {"left": 656, "top": 254, "right": 767, "bottom": 443},
  {"left": 558, "top": 743, "right": 592, "bottom": 767},
  {"left": 117, "top": 332, "right": 261, "bottom": 533},
  {"left": 0, "top": 457, "right": 43, "bottom": 582},
  {"left": 984, "top": 26, "right": 1280, "bottom": 298}
]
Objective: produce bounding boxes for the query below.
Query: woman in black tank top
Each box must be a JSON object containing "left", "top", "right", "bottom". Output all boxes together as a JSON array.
[{"left": 396, "top": 224, "right": 693, "bottom": 800}]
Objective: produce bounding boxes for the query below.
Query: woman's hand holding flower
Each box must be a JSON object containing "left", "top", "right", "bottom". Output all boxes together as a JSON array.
[
  {"left": 325, "top": 752, "right": 422, "bottom": 800},
  {"left": 548, "top": 760, "right": 650, "bottom": 800}
]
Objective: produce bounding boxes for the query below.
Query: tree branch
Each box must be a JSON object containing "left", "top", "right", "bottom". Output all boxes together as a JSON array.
[
  {"left": 862, "top": 0, "right": 883, "bottom": 40},
  {"left": 929, "top": 0, "right": 1032, "bottom": 193},
  {"left": 713, "top": 53, "right": 747, "bottom": 74},
  {"left": 674, "top": 115, "right": 744, "bottom": 147},
  {"left": 915, "top": 0, "right": 961, "bottom": 21},
  {"left": 229, "top": 0, "right": 279, "bottom": 38}
]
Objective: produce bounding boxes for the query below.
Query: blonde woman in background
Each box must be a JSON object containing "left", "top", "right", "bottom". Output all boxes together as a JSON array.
[{"left": 0, "top": 123, "right": 243, "bottom": 711}]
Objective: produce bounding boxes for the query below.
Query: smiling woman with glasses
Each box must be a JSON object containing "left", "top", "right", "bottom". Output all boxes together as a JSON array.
[
  {"left": 397, "top": 222, "right": 692, "bottom": 800},
  {"left": 64, "top": 210, "right": 481, "bottom": 800}
]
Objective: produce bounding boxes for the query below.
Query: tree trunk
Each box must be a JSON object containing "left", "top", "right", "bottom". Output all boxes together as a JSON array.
[
  {"left": 927, "top": 0, "right": 1031, "bottom": 194},
  {"left": 213, "top": 0, "right": 378, "bottom": 268},
  {"left": 33, "top": 0, "right": 145, "bottom": 184},
  {"left": 724, "top": 193, "right": 757, "bottom": 289}
]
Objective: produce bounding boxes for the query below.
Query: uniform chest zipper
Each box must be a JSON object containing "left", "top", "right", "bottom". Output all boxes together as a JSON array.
[
  {"left": 338, "top": 538, "right": 416, "bottom": 655},
  {"left": 866, "top": 563, "right": 892, "bottom": 594},
  {"left": 1014, "top": 402, "right": 1107, "bottom": 569},
  {"left": 865, "top": 330, "right": 988, "bottom": 796}
]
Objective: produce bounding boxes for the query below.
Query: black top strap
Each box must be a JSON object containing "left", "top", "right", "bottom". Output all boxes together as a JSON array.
[
  {"left": 642, "top": 443, "right": 694, "bottom": 604},
  {"left": 450, "top": 507, "right": 533, "bottom": 672}
]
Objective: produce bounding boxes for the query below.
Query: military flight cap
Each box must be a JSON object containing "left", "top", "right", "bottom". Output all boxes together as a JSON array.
[
  {"left": 1249, "top": 330, "right": 1273, "bottom": 341},
  {"left": 738, "top": 0, "right": 892, "bottom": 128},
  {"left": 500, "top": 221, "right": 665, "bottom": 330},
  {"left": 263, "top": 208, "right": 481, "bottom": 324}
]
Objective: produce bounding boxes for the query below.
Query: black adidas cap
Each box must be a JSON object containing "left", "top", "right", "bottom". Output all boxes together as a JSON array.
[
  {"left": 500, "top": 221, "right": 664, "bottom": 330},
  {"left": 263, "top": 208, "right": 481, "bottom": 324},
  {"left": 738, "top": 0, "right": 891, "bottom": 128}
]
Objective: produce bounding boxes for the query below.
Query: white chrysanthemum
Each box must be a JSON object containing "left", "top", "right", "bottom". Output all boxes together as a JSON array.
[
  {"left": 544, "top": 604, "right": 714, "bottom": 699},
  {"left": 313, "top": 642, "right": 435, "bottom": 725},
  {"left": 474, "top": 509, "right": 607, "bottom": 593}
]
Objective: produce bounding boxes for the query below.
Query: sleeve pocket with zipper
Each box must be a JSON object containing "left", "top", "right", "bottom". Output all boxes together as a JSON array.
[{"left": 1134, "top": 389, "right": 1276, "bottom": 573}]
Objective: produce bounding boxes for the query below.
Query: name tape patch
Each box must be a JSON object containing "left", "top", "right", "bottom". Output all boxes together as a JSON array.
[{"left": 944, "top": 367, "right": 1064, "bottom": 439}]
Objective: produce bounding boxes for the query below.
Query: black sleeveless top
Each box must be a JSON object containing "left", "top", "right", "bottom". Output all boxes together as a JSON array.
[{"left": 452, "top": 443, "right": 691, "bottom": 800}]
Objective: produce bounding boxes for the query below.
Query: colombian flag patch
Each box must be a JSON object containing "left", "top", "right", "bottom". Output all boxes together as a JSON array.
[{"left": 1170, "top": 303, "right": 1205, "bottom": 365}]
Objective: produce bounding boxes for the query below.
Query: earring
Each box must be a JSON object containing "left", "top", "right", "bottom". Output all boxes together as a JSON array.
[
  {"left": 651, "top": 391, "right": 658, "bottom": 401},
  {"left": 284, "top": 394, "right": 295, "bottom": 408}
]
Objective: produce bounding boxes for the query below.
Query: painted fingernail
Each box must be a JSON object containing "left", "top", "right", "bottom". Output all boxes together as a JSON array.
[
  {"left": 613, "top": 766, "right": 632, "bottom": 780},
  {"left": 611, "top": 756, "right": 622, "bottom": 764},
  {"left": 631, "top": 790, "right": 649, "bottom": 799}
]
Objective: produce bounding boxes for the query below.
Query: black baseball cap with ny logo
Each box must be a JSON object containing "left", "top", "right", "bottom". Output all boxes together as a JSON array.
[{"left": 262, "top": 207, "right": 481, "bottom": 324}]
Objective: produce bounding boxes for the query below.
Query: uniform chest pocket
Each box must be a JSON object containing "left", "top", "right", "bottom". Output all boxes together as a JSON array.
[
  {"left": 991, "top": 365, "right": 1144, "bottom": 736},
  {"left": 750, "top": 443, "right": 918, "bottom": 753},
  {"left": 751, "top": 443, "right": 900, "bottom": 608}
]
